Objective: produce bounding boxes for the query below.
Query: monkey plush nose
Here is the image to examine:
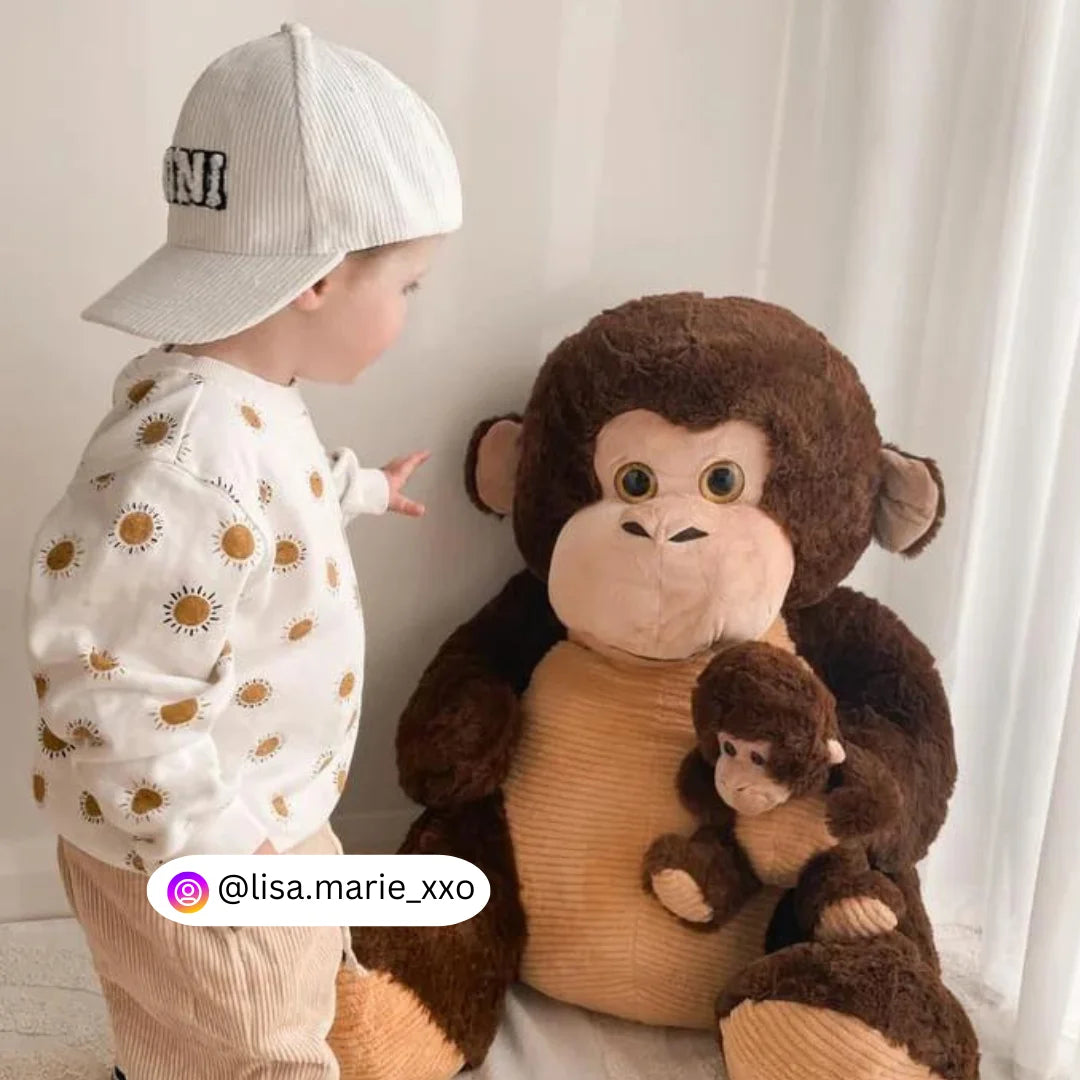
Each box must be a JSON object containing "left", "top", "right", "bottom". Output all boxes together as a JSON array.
[
  {"left": 669, "top": 526, "right": 708, "bottom": 543},
  {"left": 621, "top": 521, "right": 651, "bottom": 538}
]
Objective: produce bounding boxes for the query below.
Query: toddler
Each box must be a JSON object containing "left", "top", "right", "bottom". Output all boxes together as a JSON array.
[{"left": 24, "top": 22, "right": 460, "bottom": 1080}]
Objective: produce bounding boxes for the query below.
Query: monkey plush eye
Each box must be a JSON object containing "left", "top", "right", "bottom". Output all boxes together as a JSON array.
[
  {"left": 615, "top": 463, "right": 658, "bottom": 503},
  {"left": 722, "top": 740, "right": 737, "bottom": 757},
  {"left": 700, "top": 461, "right": 745, "bottom": 503},
  {"left": 749, "top": 750, "right": 766, "bottom": 767}
]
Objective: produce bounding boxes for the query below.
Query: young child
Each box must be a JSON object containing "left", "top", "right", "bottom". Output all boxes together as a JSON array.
[{"left": 24, "top": 23, "right": 460, "bottom": 1080}]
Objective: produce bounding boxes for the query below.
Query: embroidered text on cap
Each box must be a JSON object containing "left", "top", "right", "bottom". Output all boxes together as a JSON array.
[{"left": 162, "top": 146, "right": 228, "bottom": 211}]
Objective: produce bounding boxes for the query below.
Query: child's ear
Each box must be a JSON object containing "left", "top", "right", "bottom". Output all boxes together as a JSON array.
[
  {"left": 464, "top": 415, "right": 522, "bottom": 516},
  {"left": 826, "top": 739, "right": 846, "bottom": 766},
  {"left": 873, "top": 445, "right": 946, "bottom": 556}
]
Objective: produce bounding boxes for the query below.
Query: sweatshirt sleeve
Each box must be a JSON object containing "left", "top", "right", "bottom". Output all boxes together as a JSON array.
[
  {"left": 329, "top": 447, "right": 390, "bottom": 523},
  {"left": 26, "top": 460, "right": 269, "bottom": 865}
]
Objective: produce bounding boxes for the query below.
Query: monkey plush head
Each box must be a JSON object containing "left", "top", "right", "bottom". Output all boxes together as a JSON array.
[
  {"left": 692, "top": 641, "right": 843, "bottom": 816},
  {"left": 467, "top": 294, "right": 945, "bottom": 662}
]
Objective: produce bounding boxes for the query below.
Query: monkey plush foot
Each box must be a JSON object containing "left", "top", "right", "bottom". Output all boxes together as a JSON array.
[
  {"left": 328, "top": 964, "right": 465, "bottom": 1080},
  {"left": 650, "top": 868, "right": 715, "bottom": 923},
  {"left": 817, "top": 894, "right": 899, "bottom": 941},
  {"left": 717, "top": 937, "right": 979, "bottom": 1080}
]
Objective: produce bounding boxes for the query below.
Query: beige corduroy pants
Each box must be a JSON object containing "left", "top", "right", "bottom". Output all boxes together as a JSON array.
[{"left": 57, "top": 824, "right": 351, "bottom": 1080}]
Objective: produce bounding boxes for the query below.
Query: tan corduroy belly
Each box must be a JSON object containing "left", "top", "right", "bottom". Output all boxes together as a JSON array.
[{"left": 505, "top": 640, "right": 780, "bottom": 1029}]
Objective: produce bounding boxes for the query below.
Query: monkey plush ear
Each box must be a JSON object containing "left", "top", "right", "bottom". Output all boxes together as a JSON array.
[
  {"left": 873, "top": 446, "right": 946, "bottom": 556},
  {"left": 465, "top": 415, "right": 523, "bottom": 517},
  {"left": 826, "top": 739, "right": 846, "bottom": 766}
]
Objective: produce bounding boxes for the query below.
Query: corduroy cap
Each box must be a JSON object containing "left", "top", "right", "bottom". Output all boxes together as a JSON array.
[{"left": 83, "top": 22, "right": 461, "bottom": 343}]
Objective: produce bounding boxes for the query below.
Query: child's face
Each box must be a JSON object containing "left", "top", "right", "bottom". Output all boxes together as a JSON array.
[{"left": 293, "top": 237, "right": 441, "bottom": 384}]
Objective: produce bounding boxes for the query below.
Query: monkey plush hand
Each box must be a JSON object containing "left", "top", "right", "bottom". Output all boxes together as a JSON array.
[{"left": 643, "top": 641, "right": 905, "bottom": 943}]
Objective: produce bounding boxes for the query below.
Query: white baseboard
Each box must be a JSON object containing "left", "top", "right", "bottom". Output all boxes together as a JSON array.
[{"left": 0, "top": 808, "right": 421, "bottom": 924}]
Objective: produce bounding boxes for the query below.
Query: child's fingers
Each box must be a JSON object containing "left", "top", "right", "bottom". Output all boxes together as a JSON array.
[
  {"left": 392, "top": 495, "right": 426, "bottom": 517},
  {"left": 397, "top": 451, "right": 431, "bottom": 480}
]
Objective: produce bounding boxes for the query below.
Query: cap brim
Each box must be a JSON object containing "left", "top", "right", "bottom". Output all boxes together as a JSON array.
[{"left": 81, "top": 244, "right": 345, "bottom": 343}]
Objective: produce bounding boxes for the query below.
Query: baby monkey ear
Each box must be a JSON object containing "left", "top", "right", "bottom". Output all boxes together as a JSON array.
[
  {"left": 464, "top": 415, "right": 523, "bottom": 517},
  {"left": 873, "top": 445, "right": 946, "bottom": 556},
  {"left": 826, "top": 739, "right": 847, "bottom": 766}
]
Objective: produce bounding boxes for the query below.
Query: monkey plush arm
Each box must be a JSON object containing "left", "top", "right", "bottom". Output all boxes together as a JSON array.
[
  {"left": 824, "top": 743, "right": 903, "bottom": 841},
  {"left": 396, "top": 570, "right": 565, "bottom": 808},
  {"left": 641, "top": 750, "right": 758, "bottom": 928},
  {"left": 794, "top": 842, "right": 906, "bottom": 942},
  {"left": 675, "top": 748, "right": 736, "bottom": 825},
  {"left": 788, "top": 586, "right": 957, "bottom": 867},
  {"left": 642, "top": 824, "right": 760, "bottom": 929}
]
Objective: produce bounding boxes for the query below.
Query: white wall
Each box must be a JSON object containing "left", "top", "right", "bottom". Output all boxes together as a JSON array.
[{"left": 1, "top": 0, "right": 965, "bottom": 920}]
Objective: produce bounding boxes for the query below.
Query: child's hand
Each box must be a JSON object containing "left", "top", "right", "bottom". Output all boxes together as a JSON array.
[
  {"left": 253, "top": 838, "right": 277, "bottom": 854},
  {"left": 382, "top": 451, "right": 431, "bottom": 517}
]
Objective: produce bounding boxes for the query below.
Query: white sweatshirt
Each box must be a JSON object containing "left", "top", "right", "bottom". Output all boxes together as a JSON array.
[{"left": 25, "top": 348, "right": 389, "bottom": 873}]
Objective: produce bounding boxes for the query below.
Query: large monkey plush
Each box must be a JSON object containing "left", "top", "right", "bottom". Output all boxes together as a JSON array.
[{"left": 330, "top": 295, "right": 979, "bottom": 1080}]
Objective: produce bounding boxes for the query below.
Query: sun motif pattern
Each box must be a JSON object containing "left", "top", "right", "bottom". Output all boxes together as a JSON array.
[
  {"left": 249, "top": 733, "right": 284, "bottom": 763},
  {"left": 283, "top": 613, "right": 318, "bottom": 643},
  {"left": 136, "top": 412, "right": 179, "bottom": 450},
  {"left": 213, "top": 517, "right": 261, "bottom": 569},
  {"left": 39, "top": 536, "right": 85, "bottom": 579},
  {"left": 80, "top": 790, "right": 104, "bottom": 824},
  {"left": 110, "top": 503, "right": 164, "bottom": 554},
  {"left": 154, "top": 698, "right": 206, "bottom": 729},
  {"left": 126, "top": 378, "right": 156, "bottom": 407},
  {"left": 163, "top": 585, "right": 222, "bottom": 636},
  {"left": 236, "top": 678, "right": 273, "bottom": 709},
  {"left": 38, "top": 719, "right": 74, "bottom": 759},
  {"left": 273, "top": 533, "right": 306, "bottom": 574},
  {"left": 123, "top": 780, "right": 169, "bottom": 822},
  {"left": 82, "top": 647, "right": 124, "bottom": 680},
  {"left": 67, "top": 719, "right": 106, "bottom": 749},
  {"left": 24, "top": 351, "right": 388, "bottom": 871}
]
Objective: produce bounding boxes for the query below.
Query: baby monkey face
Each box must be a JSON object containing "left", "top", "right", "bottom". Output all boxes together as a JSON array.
[
  {"left": 713, "top": 730, "right": 847, "bottom": 815},
  {"left": 713, "top": 735, "right": 792, "bottom": 816}
]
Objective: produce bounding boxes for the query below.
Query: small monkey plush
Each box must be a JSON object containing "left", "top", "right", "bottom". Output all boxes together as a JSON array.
[{"left": 644, "top": 641, "right": 906, "bottom": 942}]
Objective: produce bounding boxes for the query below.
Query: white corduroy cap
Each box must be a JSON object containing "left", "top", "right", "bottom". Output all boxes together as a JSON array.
[{"left": 82, "top": 22, "right": 462, "bottom": 343}]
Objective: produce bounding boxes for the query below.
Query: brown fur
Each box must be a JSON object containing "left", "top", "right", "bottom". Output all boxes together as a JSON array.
[
  {"left": 692, "top": 642, "right": 839, "bottom": 793},
  {"left": 358, "top": 294, "right": 966, "bottom": 1073},
  {"left": 641, "top": 825, "right": 760, "bottom": 930},
  {"left": 787, "top": 587, "right": 956, "bottom": 868},
  {"left": 794, "top": 843, "right": 907, "bottom": 933},
  {"left": 350, "top": 795, "right": 525, "bottom": 1067},
  {"left": 511, "top": 294, "right": 892, "bottom": 608},
  {"left": 397, "top": 570, "right": 564, "bottom": 808}
]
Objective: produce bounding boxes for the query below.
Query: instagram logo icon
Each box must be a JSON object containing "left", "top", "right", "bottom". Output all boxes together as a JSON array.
[{"left": 167, "top": 871, "right": 209, "bottom": 914}]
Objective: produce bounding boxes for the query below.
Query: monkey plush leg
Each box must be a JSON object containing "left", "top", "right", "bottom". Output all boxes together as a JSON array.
[
  {"left": 330, "top": 795, "right": 524, "bottom": 1080},
  {"left": 717, "top": 934, "right": 979, "bottom": 1080},
  {"left": 643, "top": 826, "right": 759, "bottom": 928},
  {"left": 794, "top": 844, "right": 906, "bottom": 943}
]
